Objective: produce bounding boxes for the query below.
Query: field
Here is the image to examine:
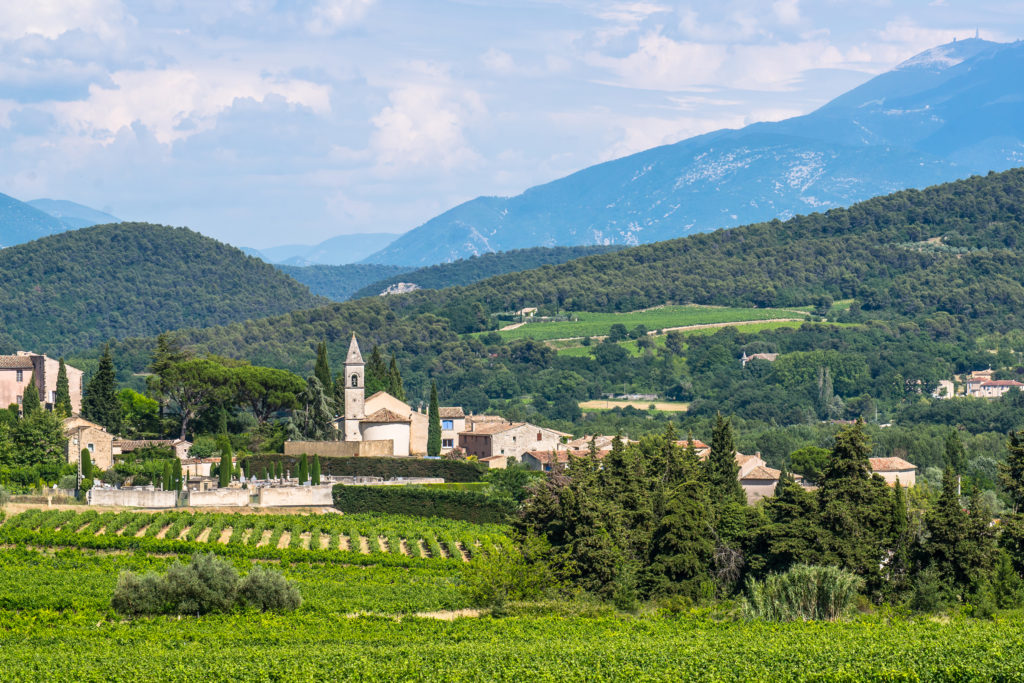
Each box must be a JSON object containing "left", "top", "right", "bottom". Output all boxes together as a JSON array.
[
  {"left": 2, "top": 509, "right": 1024, "bottom": 681},
  {"left": 491, "top": 305, "right": 805, "bottom": 342},
  {"left": 580, "top": 399, "right": 690, "bottom": 412}
]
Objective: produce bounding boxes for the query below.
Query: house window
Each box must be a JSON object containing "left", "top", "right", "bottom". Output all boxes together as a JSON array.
[
  {"left": 16, "top": 370, "right": 23, "bottom": 382},
  {"left": 16, "top": 396, "right": 23, "bottom": 406},
  {"left": 48, "top": 391, "right": 55, "bottom": 403},
  {"left": 350, "top": 374, "right": 359, "bottom": 388},
  {"left": 442, "top": 439, "right": 454, "bottom": 448},
  {"left": 511, "top": 436, "right": 516, "bottom": 442},
  {"left": 87, "top": 444, "right": 95, "bottom": 452},
  {"left": 442, "top": 420, "right": 453, "bottom": 430}
]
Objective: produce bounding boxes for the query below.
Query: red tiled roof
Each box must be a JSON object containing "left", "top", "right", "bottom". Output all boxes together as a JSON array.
[
  {"left": 741, "top": 465, "right": 782, "bottom": 481},
  {"left": 981, "top": 380, "right": 1024, "bottom": 387},
  {"left": 0, "top": 355, "right": 34, "bottom": 369},
  {"left": 439, "top": 407, "right": 465, "bottom": 419},
  {"left": 114, "top": 439, "right": 189, "bottom": 450},
  {"left": 361, "top": 408, "right": 411, "bottom": 423},
  {"left": 869, "top": 457, "right": 916, "bottom": 472}
]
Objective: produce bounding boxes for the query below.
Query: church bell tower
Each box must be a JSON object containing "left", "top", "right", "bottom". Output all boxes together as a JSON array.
[{"left": 343, "top": 333, "right": 365, "bottom": 441}]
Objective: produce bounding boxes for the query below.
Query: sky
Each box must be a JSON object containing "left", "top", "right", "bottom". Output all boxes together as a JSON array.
[{"left": 0, "top": 1, "right": 1021, "bottom": 248}]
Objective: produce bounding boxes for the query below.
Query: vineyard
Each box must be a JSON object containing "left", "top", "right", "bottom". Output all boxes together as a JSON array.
[{"left": 0, "top": 509, "right": 513, "bottom": 567}]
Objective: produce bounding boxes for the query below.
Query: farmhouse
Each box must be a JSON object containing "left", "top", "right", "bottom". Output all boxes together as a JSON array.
[
  {"left": 0, "top": 352, "right": 83, "bottom": 415},
  {"left": 869, "top": 457, "right": 917, "bottom": 487},
  {"left": 113, "top": 438, "right": 192, "bottom": 460},
  {"left": 459, "top": 421, "right": 570, "bottom": 463},
  {"left": 63, "top": 416, "right": 114, "bottom": 470}
]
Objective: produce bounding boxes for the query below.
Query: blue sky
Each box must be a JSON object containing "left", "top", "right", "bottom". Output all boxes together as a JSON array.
[{"left": 0, "top": 0, "right": 1021, "bottom": 248}]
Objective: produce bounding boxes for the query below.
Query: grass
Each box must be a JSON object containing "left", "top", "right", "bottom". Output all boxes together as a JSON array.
[
  {"left": 491, "top": 305, "right": 805, "bottom": 343},
  {"left": 555, "top": 320, "right": 811, "bottom": 357},
  {"left": 579, "top": 399, "right": 689, "bottom": 412}
]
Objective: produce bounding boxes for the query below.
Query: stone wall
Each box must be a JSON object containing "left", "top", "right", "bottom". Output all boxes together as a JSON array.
[
  {"left": 188, "top": 488, "right": 251, "bottom": 507},
  {"left": 284, "top": 440, "right": 394, "bottom": 458},
  {"left": 257, "top": 484, "right": 335, "bottom": 507},
  {"left": 89, "top": 488, "right": 178, "bottom": 508}
]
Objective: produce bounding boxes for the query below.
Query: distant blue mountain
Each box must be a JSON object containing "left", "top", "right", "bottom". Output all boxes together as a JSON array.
[
  {"left": 27, "top": 199, "right": 119, "bottom": 230},
  {"left": 245, "top": 232, "right": 401, "bottom": 265},
  {"left": 364, "top": 38, "right": 1024, "bottom": 266},
  {"left": 1, "top": 194, "right": 119, "bottom": 247}
]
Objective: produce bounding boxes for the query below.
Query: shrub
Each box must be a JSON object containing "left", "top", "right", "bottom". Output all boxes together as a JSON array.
[
  {"left": 332, "top": 484, "right": 514, "bottom": 523},
  {"left": 111, "top": 553, "right": 300, "bottom": 617},
  {"left": 464, "top": 542, "right": 556, "bottom": 612},
  {"left": 910, "top": 566, "right": 951, "bottom": 613},
  {"left": 249, "top": 455, "right": 485, "bottom": 482},
  {"left": 0, "top": 487, "right": 10, "bottom": 507},
  {"left": 744, "top": 565, "right": 863, "bottom": 622},
  {"left": 237, "top": 566, "right": 302, "bottom": 612}
]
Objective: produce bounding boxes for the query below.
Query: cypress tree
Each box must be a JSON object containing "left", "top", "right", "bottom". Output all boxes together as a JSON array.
[
  {"left": 645, "top": 478, "right": 714, "bottom": 598},
  {"left": 55, "top": 359, "right": 72, "bottom": 417},
  {"left": 21, "top": 373, "right": 41, "bottom": 416},
  {"left": 172, "top": 458, "right": 182, "bottom": 492},
  {"left": 427, "top": 380, "right": 441, "bottom": 458},
  {"left": 387, "top": 355, "right": 405, "bottom": 401},
  {"left": 312, "top": 455, "right": 321, "bottom": 485},
  {"left": 314, "top": 341, "right": 333, "bottom": 396},
  {"left": 163, "top": 461, "right": 173, "bottom": 491},
  {"left": 83, "top": 344, "right": 121, "bottom": 433},
  {"left": 365, "top": 346, "right": 388, "bottom": 395},
  {"left": 926, "top": 467, "right": 970, "bottom": 588},
  {"left": 761, "top": 468, "right": 824, "bottom": 573},
  {"left": 219, "top": 447, "right": 232, "bottom": 488},
  {"left": 80, "top": 448, "right": 93, "bottom": 490},
  {"left": 298, "top": 454, "right": 309, "bottom": 484},
  {"left": 705, "top": 413, "right": 745, "bottom": 505},
  {"left": 999, "top": 430, "right": 1024, "bottom": 514}
]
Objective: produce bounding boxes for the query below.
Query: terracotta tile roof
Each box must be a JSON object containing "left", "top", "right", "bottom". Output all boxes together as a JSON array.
[
  {"left": 479, "top": 455, "right": 507, "bottom": 462},
  {"left": 361, "top": 408, "right": 411, "bottom": 423},
  {"left": 460, "top": 422, "right": 525, "bottom": 436},
  {"left": 63, "top": 416, "right": 105, "bottom": 431},
  {"left": 114, "top": 439, "right": 190, "bottom": 450},
  {"left": 439, "top": 407, "right": 465, "bottom": 419},
  {"left": 981, "top": 380, "right": 1024, "bottom": 387},
  {"left": 741, "top": 465, "right": 782, "bottom": 481},
  {"left": 0, "top": 355, "right": 34, "bottom": 369},
  {"left": 869, "top": 457, "right": 916, "bottom": 472}
]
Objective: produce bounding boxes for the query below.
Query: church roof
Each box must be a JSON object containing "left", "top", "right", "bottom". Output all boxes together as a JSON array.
[
  {"left": 361, "top": 408, "right": 410, "bottom": 423},
  {"left": 345, "top": 334, "right": 364, "bottom": 365}
]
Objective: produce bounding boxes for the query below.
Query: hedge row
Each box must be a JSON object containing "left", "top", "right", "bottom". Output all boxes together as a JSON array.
[
  {"left": 246, "top": 456, "right": 485, "bottom": 482},
  {"left": 332, "top": 485, "right": 514, "bottom": 524}
]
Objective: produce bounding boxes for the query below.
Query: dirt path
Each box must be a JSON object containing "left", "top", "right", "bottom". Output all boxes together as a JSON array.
[
  {"left": 195, "top": 527, "right": 212, "bottom": 543},
  {"left": 359, "top": 536, "right": 371, "bottom": 554},
  {"left": 377, "top": 536, "right": 389, "bottom": 553},
  {"left": 399, "top": 539, "right": 411, "bottom": 557},
  {"left": 276, "top": 531, "right": 291, "bottom": 549},
  {"left": 217, "top": 528, "right": 233, "bottom": 544},
  {"left": 339, "top": 534, "right": 350, "bottom": 551},
  {"left": 499, "top": 322, "right": 526, "bottom": 331},
  {"left": 417, "top": 539, "right": 429, "bottom": 558},
  {"left": 257, "top": 529, "right": 273, "bottom": 547}
]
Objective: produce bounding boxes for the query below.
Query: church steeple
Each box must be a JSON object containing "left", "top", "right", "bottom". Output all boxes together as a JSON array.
[
  {"left": 346, "top": 333, "right": 364, "bottom": 365},
  {"left": 343, "top": 333, "right": 365, "bottom": 441}
]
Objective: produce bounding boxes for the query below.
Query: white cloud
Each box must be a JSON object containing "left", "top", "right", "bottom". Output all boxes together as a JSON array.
[
  {"left": 369, "top": 65, "right": 485, "bottom": 174},
  {"left": 306, "top": 0, "right": 375, "bottom": 36},
  {"left": 773, "top": 0, "right": 801, "bottom": 26},
  {"left": 0, "top": 0, "right": 128, "bottom": 41},
  {"left": 51, "top": 67, "right": 331, "bottom": 144}
]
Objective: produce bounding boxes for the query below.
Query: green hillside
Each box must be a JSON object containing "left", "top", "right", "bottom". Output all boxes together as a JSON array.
[
  {"left": 0, "top": 223, "right": 325, "bottom": 356},
  {"left": 276, "top": 263, "right": 410, "bottom": 301}
]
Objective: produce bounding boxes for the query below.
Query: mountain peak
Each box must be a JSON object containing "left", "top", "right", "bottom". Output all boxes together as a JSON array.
[{"left": 894, "top": 37, "right": 998, "bottom": 72}]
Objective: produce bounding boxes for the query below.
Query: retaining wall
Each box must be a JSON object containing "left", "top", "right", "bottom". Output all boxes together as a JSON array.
[
  {"left": 88, "top": 488, "right": 178, "bottom": 508},
  {"left": 187, "top": 488, "right": 251, "bottom": 507},
  {"left": 283, "top": 440, "right": 394, "bottom": 458},
  {"left": 257, "top": 485, "right": 335, "bottom": 507}
]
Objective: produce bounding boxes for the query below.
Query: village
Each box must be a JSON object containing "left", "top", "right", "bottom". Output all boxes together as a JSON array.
[{"left": 0, "top": 335, "right": 932, "bottom": 510}]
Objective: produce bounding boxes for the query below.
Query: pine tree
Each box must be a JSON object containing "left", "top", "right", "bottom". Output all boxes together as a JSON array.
[
  {"left": 761, "top": 468, "right": 824, "bottom": 573},
  {"left": 312, "top": 455, "right": 321, "bottom": 485},
  {"left": 645, "top": 478, "right": 714, "bottom": 598},
  {"left": 999, "top": 430, "right": 1024, "bottom": 514},
  {"left": 83, "top": 345, "right": 121, "bottom": 433},
  {"left": 298, "top": 454, "right": 309, "bottom": 484},
  {"left": 926, "top": 468, "right": 970, "bottom": 588},
  {"left": 54, "top": 358, "right": 72, "bottom": 417},
  {"left": 365, "top": 346, "right": 388, "bottom": 395},
  {"left": 387, "top": 355, "right": 405, "bottom": 400},
  {"left": 705, "top": 413, "right": 745, "bottom": 505},
  {"left": 173, "top": 458, "right": 182, "bottom": 491},
  {"left": 314, "top": 341, "right": 332, "bottom": 396},
  {"left": 427, "top": 380, "right": 441, "bottom": 458},
  {"left": 21, "top": 373, "right": 40, "bottom": 416}
]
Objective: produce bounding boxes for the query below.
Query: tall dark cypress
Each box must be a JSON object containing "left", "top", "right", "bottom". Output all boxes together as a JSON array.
[
  {"left": 387, "top": 355, "right": 405, "bottom": 400},
  {"left": 706, "top": 412, "right": 745, "bottom": 504},
  {"left": 83, "top": 344, "right": 121, "bottom": 433},
  {"left": 427, "top": 381, "right": 441, "bottom": 458},
  {"left": 298, "top": 454, "right": 309, "bottom": 484},
  {"left": 314, "top": 341, "right": 333, "bottom": 396},
  {"left": 312, "top": 455, "right": 321, "bottom": 485},
  {"left": 21, "top": 372, "right": 40, "bottom": 416},
  {"left": 172, "top": 458, "right": 183, "bottom": 492},
  {"left": 54, "top": 359, "right": 72, "bottom": 417},
  {"left": 365, "top": 346, "right": 388, "bottom": 395}
]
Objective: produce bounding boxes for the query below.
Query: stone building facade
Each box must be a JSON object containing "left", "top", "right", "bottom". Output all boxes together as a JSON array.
[{"left": 0, "top": 352, "right": 83, "bottom": 415}]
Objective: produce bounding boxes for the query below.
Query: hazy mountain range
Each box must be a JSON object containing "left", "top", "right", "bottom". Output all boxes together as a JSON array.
[
  {"left": 243, "top": 232, "right": 401, "bottom": 265},
  {"left": 0, "top": 193, "right": 119, "bottom": 247},
  {"left": 361, "top": 38, "right": 1024, "bottom": 266}
]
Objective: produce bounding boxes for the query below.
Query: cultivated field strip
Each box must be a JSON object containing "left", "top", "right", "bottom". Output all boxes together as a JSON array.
[{"left": 0, "top": 509, "right": 513, "bottom": 566}]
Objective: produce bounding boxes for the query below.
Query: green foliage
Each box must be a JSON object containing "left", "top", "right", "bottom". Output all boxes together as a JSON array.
[
  {"left": 236, "top": 565, "right": 302, "bottom": 612},
  {"left": 314, "top": 341, "right": 332, "bottom": 396},
  {"left": 293, "top": 376, "right": 335, "bottom": 439},
  {"left": 482, "top": 464, "right": 540, "bottom": 503},
  {"left": 54, "top": 358, "right": 72, "bottom": 418},
  {"left": 1000, "top": 430, "right": 1024, "bottom": 514},
  {"left": 277, "top": 263, "right": 410, "bottom": 301},
  {"left": 744, "top": 565, "right": 863, "bottom": 622},
  {"left": 788, "top": 446, "right": 830, "bottom": 484},
  {"left": 298, "top": 454, "right": 309, "bottom": 485},
  {"left": 387, "top": 355, "right": 405, "bottom": 400},
  {"left": 0, "top": 410, "right": 67, "bottom": 469},
  {"left": 80, "top": 449, "right": 93, "bottom": 491},
  {"left": 332, "top": 485, "right": 515, "bottom": 524},
  {"left": 117, "top": 388, "right": 161, "bottom": 436},
  {"left": 706, "top": 413, "right": 745, "bottom": 506},
  {"left": 311, "top": 455, "right": 321, "bottom": 486},
  {"left": 233, "top": 365, "right": 304, "bottom": 424},
  {"left": 20, "top": 373, "right": 40, "bottom": 416},
  {"left": 83, "top": 345, "right": 121, "bottom": 433},
  {"left": 365, "top": 346, "right": 388, "bottom": 395},
  {"left": 150, "top": 356, "right": 236, "bottom": 439},
  {"left": 427, "top": 381, "right": 441, "bottom": 458},
  {"left": 248, "top": 455, "right": 484, "bottom": 482},
  {"left": 218, "top": 445, "right": 232, "bottom": 488}
]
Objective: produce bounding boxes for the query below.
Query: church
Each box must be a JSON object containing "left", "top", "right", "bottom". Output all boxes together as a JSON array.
[{"left": 332, "top": 335, "right": 464, "bottom": 456}]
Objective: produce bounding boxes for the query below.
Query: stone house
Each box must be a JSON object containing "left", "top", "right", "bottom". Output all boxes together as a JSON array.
[
  {"left": 459, "top": 422, "right": 571, "bottom": 463},
  {"left": 869, "top": 457, "right": 917, "bottom": 487},
  {"left": 113, "top": 438, "right": 192, "bottom": 460},
  {"left": 439, "top": 407, "right": 466, "bottom": 452},
  {"left": 63, "top": 416, "right": 114, "bottom": 470},
  {"left": 969, "top": 379, "right": 1024, "bottom": 399},
  {"left": 0, "top": 352, "right": 83, "bottom": 415}
]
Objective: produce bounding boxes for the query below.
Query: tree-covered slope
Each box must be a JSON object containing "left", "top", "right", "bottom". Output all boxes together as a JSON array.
[
  {"left": 0, "top": 223, "right": 326, "bottom": 356},
  {"left": 348, "top": 245, "right": 624, "bottom": 300},
  {"left": 276, "top": 264, "right": 410, "bottom": 301},
  {"left": 85, "top": 168, "right": 1024, "bottom": 386}
]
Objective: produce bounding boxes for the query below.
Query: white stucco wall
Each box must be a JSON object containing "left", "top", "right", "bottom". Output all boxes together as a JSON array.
[
  {"left": 361, "top": 422, "right": 408, "bottom": 456},
  {"left": 88, "top": 488, "right": 178, "bottom": 508},
  {"left": 188, "top": 489, "right": 251, "bottom": 507},
  {"left": 258, "top": 485, "right": 335, "bottom": 507}
]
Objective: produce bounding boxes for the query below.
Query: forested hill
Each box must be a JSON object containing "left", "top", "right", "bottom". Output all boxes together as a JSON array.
[
  {"left": 0, "top": 223, "right": 326, "bottom": 356},
  {"left": 275, "top": 263, "right": 410, "bottom": 301},
  {"left": 83, "top": 168, "right": 1024, "bottom": 387}
]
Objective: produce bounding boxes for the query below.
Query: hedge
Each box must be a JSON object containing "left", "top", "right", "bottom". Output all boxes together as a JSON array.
[
  {"left": 332, "top": 485, "right": 514, "bottom": 524},
  {"left": 246, "top": 456, "right": 485, "bottom": 482}
]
